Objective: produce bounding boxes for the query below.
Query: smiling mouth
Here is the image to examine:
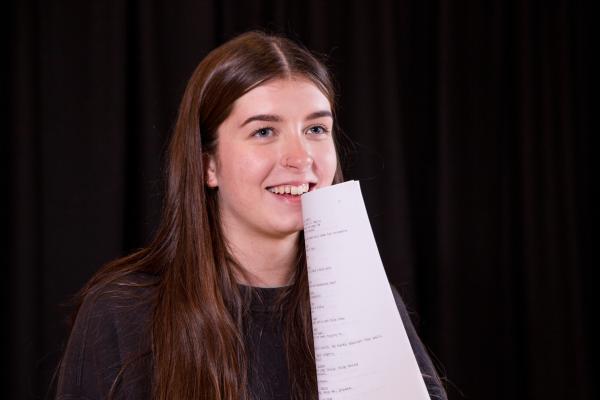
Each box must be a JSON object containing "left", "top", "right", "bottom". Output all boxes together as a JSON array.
[{"left": 266, "top": 183, "right": 316, "bottom": 196}]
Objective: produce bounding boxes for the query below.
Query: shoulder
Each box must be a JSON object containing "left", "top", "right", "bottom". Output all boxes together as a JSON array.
[
  {"left": 80, "top": 271, "right": 159, "bottom": 312},
  {"left": 388, "top": 283, "right": 423, "bottom": 352},
  {"left": 389, "top": 282, "right": 448, "bottom": 400},
  {"left": 56, "top": 272, "right": 157, "bottom": 399},
  {"left": 76, "top": 271, "right": 158, "bottom": 342},
  {"left": 389, "top": 283, "right": 415, "bottom": 329}
]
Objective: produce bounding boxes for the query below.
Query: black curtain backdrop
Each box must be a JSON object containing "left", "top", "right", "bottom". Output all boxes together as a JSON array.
[{"left": 6, "top": 1, "right": 593, "bottom": 399}]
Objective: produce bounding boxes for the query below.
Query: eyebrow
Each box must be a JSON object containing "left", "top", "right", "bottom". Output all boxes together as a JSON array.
[{"left": 239, "top": 110, "right": 333, "bottom": 127}]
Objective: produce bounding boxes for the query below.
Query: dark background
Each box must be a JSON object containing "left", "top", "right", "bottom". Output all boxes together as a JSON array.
[{"left": 6, "top": 1, "right": 594, "bottom": 399}]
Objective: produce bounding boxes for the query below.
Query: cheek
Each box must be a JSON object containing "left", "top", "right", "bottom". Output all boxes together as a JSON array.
[
  {"left": 224, "top": 148, "right": 273, "bottom": 186},
  {"left": 315, "top": 143, "right": 338, "bottom": 183}
]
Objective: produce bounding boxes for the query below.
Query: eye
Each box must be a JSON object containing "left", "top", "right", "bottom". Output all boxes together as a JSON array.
[
  {"left": 253, "top": 127, "right": 275, "bottom": 138},
  {"left": 307, "top": 125, "right": 329, "bottom": 136}
]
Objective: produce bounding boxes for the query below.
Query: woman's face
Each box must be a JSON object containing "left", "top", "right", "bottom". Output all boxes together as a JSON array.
[{"left": 206, "top": 77, "right": 338, "bottom": 240}]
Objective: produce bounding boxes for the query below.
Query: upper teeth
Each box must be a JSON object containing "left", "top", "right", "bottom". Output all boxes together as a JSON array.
[{"left": 268, "top": 183, "right": 310, "bottom": 195}]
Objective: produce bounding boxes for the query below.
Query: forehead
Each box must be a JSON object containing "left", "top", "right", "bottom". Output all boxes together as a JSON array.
[{"left": 229, "top": 78, "right": 332, "bottom": 121}]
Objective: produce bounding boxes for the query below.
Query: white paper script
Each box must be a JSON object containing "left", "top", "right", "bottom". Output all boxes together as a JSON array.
[{"left": 301, "top": 180, "right": 430, "bottom": 400}]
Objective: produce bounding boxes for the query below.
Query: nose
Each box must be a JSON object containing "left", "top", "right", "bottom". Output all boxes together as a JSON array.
[{"left": 281, "top": 136, "right": 313, "bottom": 170}]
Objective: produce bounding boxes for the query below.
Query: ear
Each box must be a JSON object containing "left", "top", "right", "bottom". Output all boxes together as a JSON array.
[{"left": 204, "top": 154, "right": 219, "bottom": 188}]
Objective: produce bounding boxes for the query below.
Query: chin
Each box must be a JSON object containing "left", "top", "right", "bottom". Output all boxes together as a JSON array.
[{"left": 271, "top": 221, "right": 304, "bottom": 237}]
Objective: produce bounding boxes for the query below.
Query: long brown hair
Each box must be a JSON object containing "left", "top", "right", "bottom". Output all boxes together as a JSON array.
[{"left": 67, "top": 31, "right": 344, "bottom": 399}]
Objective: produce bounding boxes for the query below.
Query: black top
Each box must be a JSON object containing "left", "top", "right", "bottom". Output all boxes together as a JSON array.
[{"left": 56, "top": 272, "right": 446, "bottom": 399}]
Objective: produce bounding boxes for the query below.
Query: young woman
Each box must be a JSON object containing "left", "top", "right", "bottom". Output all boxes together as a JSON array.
[{"left": 56, "top": 31, "right": 447, "bottom": 400}]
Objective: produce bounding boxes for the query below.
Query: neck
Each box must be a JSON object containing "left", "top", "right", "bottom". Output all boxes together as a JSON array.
[{"left": 224, "top": 227, "right": 300, "bottom": 288}]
